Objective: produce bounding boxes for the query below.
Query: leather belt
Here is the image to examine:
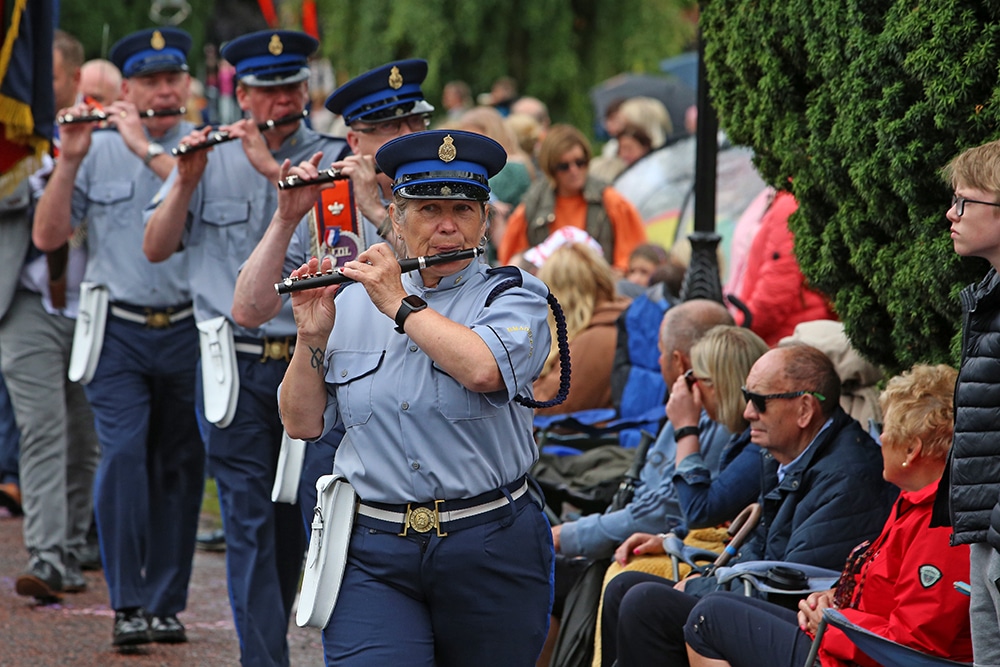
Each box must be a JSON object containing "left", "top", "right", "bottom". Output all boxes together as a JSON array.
[
  {"left": 356, "top": 478, "right": 530, "bottom": 537},
  {"left": 234, "top": 336, "right": 295, "bottom": 362},
  {"left": 109, "top": 302, "right": 194, "bottom": 329}
]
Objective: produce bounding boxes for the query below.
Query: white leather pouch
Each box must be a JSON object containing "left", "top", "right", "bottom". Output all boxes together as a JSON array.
[
  {"left": 68, "top": 282, "right": 109, "bottom": 384},
  {"left": 296, "top": 474, "right": 357, "bottom": 629},
  {"left": 196, "top": 316, "right": 239, "bottom": 428},
  {"left": 271, "top": 430, "right": 306, "bottom": 504}
]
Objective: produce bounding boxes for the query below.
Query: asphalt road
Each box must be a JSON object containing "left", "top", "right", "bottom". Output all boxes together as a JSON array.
[{"left": 0, "top": 507, "right": 325, "bottom": 666}]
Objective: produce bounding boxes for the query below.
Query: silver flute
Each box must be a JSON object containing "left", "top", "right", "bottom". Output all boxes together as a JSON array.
[{"left": 275, "top": 247, "right": 483, "bottom": 295}]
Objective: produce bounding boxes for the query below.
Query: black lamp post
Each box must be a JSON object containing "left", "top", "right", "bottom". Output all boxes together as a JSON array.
[{"left": 679, "top": 13, "right": 724, "bottom": 304}]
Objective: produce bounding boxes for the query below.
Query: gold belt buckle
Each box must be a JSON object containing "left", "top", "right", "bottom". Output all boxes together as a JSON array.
[
  {"left": 399, "top": 500, "right": 447, "bottom": 537},
  {"left": 260, "top": 337, "right": 291, "bottom": 363},
  {"left": 144, "top": 308, "right": 173, "bottom": 329}
]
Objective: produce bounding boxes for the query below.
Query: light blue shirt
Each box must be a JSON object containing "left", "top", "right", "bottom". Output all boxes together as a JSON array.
[
  {"left": 71, "top": 123, "right": 193, "bottom": 307},
  {"left": 311, "top": 261, "right": 551, "bottom": 504},
  {"left": 146, "top": 124, "right": 347, "bottom": 336},
  {"left": 776, "top": 417, "right": 833, "bottom": 483}
]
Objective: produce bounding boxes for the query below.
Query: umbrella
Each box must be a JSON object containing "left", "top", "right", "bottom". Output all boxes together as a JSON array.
[
  {"left": 659, "top": 51, "right": 699, "bottom": 92},
  {"left": 589, "top": 72, "right": 696, "bottom": 143}
]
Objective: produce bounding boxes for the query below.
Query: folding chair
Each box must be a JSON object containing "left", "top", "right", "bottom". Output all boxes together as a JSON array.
[
  {"left": 713, "top": 560, "right": 840, "bottom": 598},
  {"left": 803, "top": 608, "right": 972, "bottom": 667},
  {"left": 663, "top": 503, "right": 762, "bottom": 580}
]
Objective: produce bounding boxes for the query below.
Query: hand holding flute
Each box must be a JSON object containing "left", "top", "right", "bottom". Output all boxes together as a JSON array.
[{"left": 172, "top": 110, "right": 308, "bottom": 156}]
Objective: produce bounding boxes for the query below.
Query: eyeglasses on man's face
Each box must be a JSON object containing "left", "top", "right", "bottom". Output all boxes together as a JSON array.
[
  {"left": 741, "top": 387, "right": 826, "bottom": 414},
  {"left": 353, "top": 114, "right": 430, "bottom": 136},
  {"left": 951, "top": 194, "right": 1000, "bottom": 217},
  {"left": 554, "top": 158, "right": 588, "bottom": 172}
]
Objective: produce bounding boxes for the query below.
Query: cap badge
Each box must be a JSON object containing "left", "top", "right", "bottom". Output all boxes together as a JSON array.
[
  {"left": 388, "top": 66, "right": 403, "bottom": 90},
  {"left": 440, "top": 186, "right": 452, "bottom": 196},
  {"left": 269, "top": 34, "right": 284, "bottom": 56},
  {"left": 438, "top": 135, "right": 457, "bottom": 163},
  {"left": 151, "top": 30, "right": 166, "bottom": 50}
]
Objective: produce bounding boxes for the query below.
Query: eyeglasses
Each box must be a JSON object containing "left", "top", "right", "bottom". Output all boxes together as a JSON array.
[
  {"left": 554, "top": 158, "right": 588, "bottom": 172},
  {"left": 353, "top": 114, "right": 430, "bottom": 137},
  {"left": 684, "top": 369, "right": 712, "bottom": 390},
  {"left": 951, "top": 194, "right": 1000, "bottom": 217},
  {"left": 741, "top": 387, "right": 826, "bottom": 413}
]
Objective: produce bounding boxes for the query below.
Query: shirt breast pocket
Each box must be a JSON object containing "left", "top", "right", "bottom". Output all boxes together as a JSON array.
[
  {"left": 200, "top": 199, "right": 251, "bottom": 260},
  {"left": 87, "top": 181, "right": 135, "bottom": 225},
  {"left": 328, "top": 350, "right": 385, "bottom": 427},
  {"left": 432, "top": 361, "right": 497, "bottom": 421}
]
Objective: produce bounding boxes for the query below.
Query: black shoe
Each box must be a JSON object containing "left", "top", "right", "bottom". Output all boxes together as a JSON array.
[
  {"left": 77, "top": 541, "right": 102, "bottom": 571},
  {"left": 15, "top": 557, "right": 62, "bottom": 601},
  {"left": 195, "top": 528, "right": 226, "bottom": 552},
  {"left": 62, "top": 554, "right": 86, "bottom": 593},
  {"left": 149, "top": 614, "right": 187, "bottom": 643},
  {"left": 113, "top": 608, "right": 151, "bottom": 647}
]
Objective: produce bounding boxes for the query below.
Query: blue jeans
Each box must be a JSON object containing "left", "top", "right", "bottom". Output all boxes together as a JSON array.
[{"left": 0, "top": 371, "right": 20, "bottom": 484}]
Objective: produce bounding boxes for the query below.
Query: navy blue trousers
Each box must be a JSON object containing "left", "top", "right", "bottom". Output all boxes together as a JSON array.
[
  {"left": 322, "top": 500, "right": 554, "bottom": 666},
  {"left": 684, "top": 592, "right": 813, "bottom": 667},
  {"left": 87, "top": 316, "right": 204, "bottom": 614},
  {"left": 197, "top": 354, "right": 306, "bottom": 667}
]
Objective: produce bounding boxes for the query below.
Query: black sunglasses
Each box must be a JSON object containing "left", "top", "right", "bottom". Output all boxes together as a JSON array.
[
  {"left": 741, "top": 387, "right": 826, "bottom": 413},
  {"left": 554, "top": 158, "right": 588, "bottom": 172}
]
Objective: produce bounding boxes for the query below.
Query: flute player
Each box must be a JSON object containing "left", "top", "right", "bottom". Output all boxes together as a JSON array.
[
  {"left": 32, "top": 27, "right": 202, "bottom": 648},
  {"left": 279, "top": 129, "right": 556, "bottom": 666},
  {"left": 142, "top": 30, "right": 348, "bottom": 667}
]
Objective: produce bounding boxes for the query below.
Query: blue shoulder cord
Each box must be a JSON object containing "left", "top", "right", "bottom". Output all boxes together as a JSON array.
[{"left": 485, "top": 276, "right": 570, "bottom": 409}]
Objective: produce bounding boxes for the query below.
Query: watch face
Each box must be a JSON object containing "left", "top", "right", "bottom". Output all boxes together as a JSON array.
[{"left": 402, "top": 295, "right": 427, "bottom": 309}]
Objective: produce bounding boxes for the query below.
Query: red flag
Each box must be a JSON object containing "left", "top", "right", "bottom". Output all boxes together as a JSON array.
[{"left": 302, "top": 0, "right": 319, "bottom": 40}]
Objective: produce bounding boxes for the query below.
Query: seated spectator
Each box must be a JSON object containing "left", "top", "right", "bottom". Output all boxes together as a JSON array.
[
  {"left": 540, "top": 300, "right": 734, "bottom": 665},
  {"left": 732, "top": 190, "right": 838, "bottom": 346},
  {"left": 498, "top": 124, "right": 647, "bottom": 275},
  {"left": 534, "top": 243, "right": 631, "bottom": 414},
  {"left": 600, "top": 344, "right": 898, "bottom": 666},
  {"left": 684, "top": 364, "right": 972, "bottom": 667},
  {"left": 456, "top": 105, "right": 535, "bottom": 208},
  {"left": 506, "top": 112, "right": 543, "bottom": 167},
  {"left": 441, "top": 79, "right": 472, "bottom": 121},
  {"left": 552, "top": 300, "right": 737, "bottom": 560}
]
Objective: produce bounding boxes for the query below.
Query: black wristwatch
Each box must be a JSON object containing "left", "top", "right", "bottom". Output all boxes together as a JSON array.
[
  {"left": 674, "top": 425, "right": 699, "bottom": 441},
  {"left": 394, "top": 295, "right": 427, "bottom": 334}
]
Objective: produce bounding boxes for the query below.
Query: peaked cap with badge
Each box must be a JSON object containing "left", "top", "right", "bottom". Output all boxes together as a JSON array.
[
  {"left": 376, "top": 129, "right": 506, "bottom": 201},
  {"left": 109, "top": 27, "right": 191, "bottom": 79},
  {"left": 220, "top": 30, "right": 318, "bottom": 87},
  {"left": 325, "top": 59, "right": 435, "bottom": 125}
]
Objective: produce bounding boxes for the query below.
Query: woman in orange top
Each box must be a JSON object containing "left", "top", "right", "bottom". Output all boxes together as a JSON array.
[{"left": 498, "top": 124, "right": 646, "bottom": 274}]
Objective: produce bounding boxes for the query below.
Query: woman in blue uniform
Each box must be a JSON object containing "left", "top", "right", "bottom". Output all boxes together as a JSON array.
[{"left": 278, "top": 130, "right": 555, "bottom": 666}]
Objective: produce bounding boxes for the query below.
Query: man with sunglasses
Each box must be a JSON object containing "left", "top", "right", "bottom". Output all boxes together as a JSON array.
[{"left": 600, "top": 343, "right": 897, "bottom": 666}]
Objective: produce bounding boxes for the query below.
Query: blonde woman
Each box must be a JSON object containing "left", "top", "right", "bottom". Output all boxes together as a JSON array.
[{"left": 533, "top": 243, "right": 631, "bottom": 414}]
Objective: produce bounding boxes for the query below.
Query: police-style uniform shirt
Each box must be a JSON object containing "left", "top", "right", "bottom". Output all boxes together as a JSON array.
[
  {"left": 71, "top": 122, "right": 194, "bottom": 307},
  {"left": 312, "top": 260, "right": 551, "bottom": 504},
  {"left": 148, "top": 124, "right": 347, "bottom": 337}
]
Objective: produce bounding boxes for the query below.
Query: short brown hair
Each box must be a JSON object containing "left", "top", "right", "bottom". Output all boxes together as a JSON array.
[{"left": 538, "top": 124, "right": 591, "bottom": 183}]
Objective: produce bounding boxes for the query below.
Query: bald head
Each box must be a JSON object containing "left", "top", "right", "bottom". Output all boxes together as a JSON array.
[
  {"left": 80, "top": 59, "right": 123, "bottom": 106},
  {"left": 510, "top": 96, "right": 550, "bottom": 128},
  {"left": 659, "top": 299, "right": 734, "bottom": 385}
]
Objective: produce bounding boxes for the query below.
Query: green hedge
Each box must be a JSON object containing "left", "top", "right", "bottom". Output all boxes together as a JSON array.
[{"left": 701, "top": 0, "right": 1000, "bottom": 372}]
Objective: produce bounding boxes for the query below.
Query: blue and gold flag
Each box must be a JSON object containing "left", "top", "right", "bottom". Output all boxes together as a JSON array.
[{"left": 0, "top": 0, "right": 54, "bottom": 198}]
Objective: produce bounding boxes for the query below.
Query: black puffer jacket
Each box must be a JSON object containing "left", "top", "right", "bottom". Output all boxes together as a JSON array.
[{"left": 931, "top": 269, "right": 1000, "bottom": 545}]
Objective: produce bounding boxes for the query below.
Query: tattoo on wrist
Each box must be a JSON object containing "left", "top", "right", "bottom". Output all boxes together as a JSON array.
[{"left": 309, "top": 346, "right": 325, "bottom": 376}]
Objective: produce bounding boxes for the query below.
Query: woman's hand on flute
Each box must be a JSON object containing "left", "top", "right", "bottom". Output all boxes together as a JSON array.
[
  {"left": 289, "top": 256, "right": 339, "bottom": 339},
  {"left": 337, "top": 243, "right": 406, "bottom": 319}
]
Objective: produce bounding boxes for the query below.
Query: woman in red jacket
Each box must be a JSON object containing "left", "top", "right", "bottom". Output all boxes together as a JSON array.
[{"left": 683, "top": 363, "right": 972, "bottom": 667}]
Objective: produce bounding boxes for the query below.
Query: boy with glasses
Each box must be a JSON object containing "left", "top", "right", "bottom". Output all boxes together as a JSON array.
[{"left": 932, "top": 139, "right": 1000, "bottom": 667}]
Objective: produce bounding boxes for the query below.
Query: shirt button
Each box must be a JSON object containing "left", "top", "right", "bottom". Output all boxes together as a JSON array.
[
  {"left": 401, "top": 402, "right": 409, "bottom": 410},
  {"left": 409, "top": 345, "right": 418, "bottom": 352},
  {"left": 340, "top": 369, "right": 347, "bottom": 377},
  {"left": 411, "top": 461, "right": 420, "bottom": 470}
]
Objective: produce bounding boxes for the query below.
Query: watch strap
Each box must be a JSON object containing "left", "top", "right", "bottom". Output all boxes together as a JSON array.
[
  {"left": 394, "top": 296, "right": 427, "bottom": 334},
  {"left": 674, "top": 425, "right": 699, "bottom": 440}
]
